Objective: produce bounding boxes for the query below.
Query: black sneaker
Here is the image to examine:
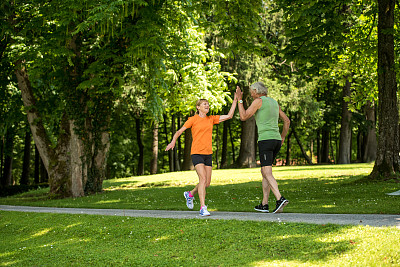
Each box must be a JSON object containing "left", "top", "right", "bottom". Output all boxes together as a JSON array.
[
  {"left": 254, "top": 203, "right": 269, "bottom": 213},
  {"left": 272, "top": 197, "right": 289, "bottom": 213}
]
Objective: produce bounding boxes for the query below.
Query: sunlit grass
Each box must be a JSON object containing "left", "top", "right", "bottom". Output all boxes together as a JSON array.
[
  {"left": 0, "top": 163, "right": 399, "bottom": 214},
  {"left": 1, "top": 211, "right": 399, "bottom": 266}
]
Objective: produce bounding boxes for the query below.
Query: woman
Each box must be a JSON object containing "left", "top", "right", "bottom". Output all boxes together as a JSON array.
[
  {"left": 236, "top": 82, "right": 290, "bottom": 213},
  {"left": 165, "top": 94, "right": 237, "bottom": 216}
]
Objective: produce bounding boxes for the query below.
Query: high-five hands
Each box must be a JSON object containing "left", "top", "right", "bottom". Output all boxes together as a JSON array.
[{"left": 236, "top": 86, "right": 243, "bottom": 101}]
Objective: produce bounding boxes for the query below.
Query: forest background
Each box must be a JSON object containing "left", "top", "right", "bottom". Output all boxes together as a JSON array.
[{"left": 1, "top": 0, "right": 399, "bottom": 198}]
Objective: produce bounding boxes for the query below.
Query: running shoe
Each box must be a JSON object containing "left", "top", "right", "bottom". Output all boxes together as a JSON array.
[
  {"left": 272, "top": 196, "right": 289, "bottom": 213},
  {"left": 183, "top": 191, "right": 194, "bottom": 209},
  {"left": 254, "top": 203, "right": 269, "bottom": 213},
  {"left": 199, "top": 205, "right": 210, "bottom": 216}
]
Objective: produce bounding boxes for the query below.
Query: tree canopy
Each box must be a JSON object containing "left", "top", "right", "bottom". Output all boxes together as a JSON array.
[{"left": 1, "top": 0, "right": 398, "bottom": 197}]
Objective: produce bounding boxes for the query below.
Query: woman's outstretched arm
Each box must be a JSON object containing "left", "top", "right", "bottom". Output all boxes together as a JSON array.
[
  {"left": 165, "top": 126, "right": 187, "bottom": 151},
  {"left": 219, "top": 92, "right": 238, "bottom": 123}
]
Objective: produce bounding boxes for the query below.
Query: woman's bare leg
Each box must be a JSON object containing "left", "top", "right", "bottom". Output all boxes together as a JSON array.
[{"left": 192, "top": 164, "right": 212, "bottom": 207}]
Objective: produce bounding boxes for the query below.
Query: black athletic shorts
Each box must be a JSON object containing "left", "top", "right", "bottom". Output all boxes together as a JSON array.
[
  {"left": 258, "top": 139, "right": 282, "bottom": 167},
  {"left": 191, "top": 154, "right": 213, "bottom": 167}
]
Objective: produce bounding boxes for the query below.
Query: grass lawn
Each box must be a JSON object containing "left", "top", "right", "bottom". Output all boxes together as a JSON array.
[
  {"left": 1, "top": 211, "right": 399, "bottom": 266},
  {"left": 1, "top": 163, "right": 399, "bottom": 266},
  {"left": 0, "top": 163, "right": 398, "bottom": 214}
]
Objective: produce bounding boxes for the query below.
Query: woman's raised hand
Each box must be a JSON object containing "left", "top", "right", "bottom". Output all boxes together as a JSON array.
[{"left": 236, "top": 86, "right": 243, "bottom": 100}]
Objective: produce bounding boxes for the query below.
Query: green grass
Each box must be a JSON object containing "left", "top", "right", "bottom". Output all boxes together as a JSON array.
[
  {"left": 1, "top": 164, "right": 400, "bottom": 266},
  {"left": 1, "top": 163, "right": 399, "bottom": 214},
  {"left": 1, "top": 211, "right": 399, "bottom": 266}
]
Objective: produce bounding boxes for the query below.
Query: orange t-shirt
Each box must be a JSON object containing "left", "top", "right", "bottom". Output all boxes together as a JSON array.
[{"left": 183, "top": 114, "right": 220, "bottom": 155}]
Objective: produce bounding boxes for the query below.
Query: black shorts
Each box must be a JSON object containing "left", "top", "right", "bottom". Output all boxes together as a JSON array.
[
  {"left": 258, "top": 140, "right": 282, "bottom": 167},
  {"left": 191, "top": 154, "right": 213, "bottom": 167}
]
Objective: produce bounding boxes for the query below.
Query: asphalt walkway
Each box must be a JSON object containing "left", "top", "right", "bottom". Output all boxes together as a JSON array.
[{"left": 1, "top": 205, "right": 399, "bottom": 228}]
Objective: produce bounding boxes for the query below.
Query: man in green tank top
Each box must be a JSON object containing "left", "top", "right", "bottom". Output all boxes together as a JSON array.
[
  {"left": 255, "top": 96, "right": 282, "bottom": 141},
  {"left": 236, "top": 82, "right": 291, "bottom": 213}
]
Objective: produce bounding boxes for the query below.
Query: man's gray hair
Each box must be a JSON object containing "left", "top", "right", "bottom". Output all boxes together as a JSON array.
[{"left": 250, "top": 82, "right": 268, "bottom": 95}]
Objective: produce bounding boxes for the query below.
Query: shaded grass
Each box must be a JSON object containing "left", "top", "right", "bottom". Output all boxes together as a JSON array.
[
  {"left": 0, "top": 163, "right": 399, "bottom": 214},
  {"left": 1, "top": 211, "right": 399, "bottom": 266}
]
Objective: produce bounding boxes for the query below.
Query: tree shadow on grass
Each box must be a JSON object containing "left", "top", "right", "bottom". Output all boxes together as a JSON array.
[
  {"left": 89, "top": 175, "right": 399, "bottom": 214},
  {"left": 1, "top": 211, "right": 358, "bottom": 266},
  {"left": 1, "top": 174, "right": 398, "bottom": 214}
]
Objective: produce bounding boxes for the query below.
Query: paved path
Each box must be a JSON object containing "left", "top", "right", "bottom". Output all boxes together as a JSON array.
[{"left": 1, "top": 205, "right": 399, "bottom": 228}]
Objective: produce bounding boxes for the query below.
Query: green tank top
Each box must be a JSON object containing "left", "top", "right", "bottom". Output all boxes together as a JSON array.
[{"left": 255, "top": 96, "right": 282, "bottom": 141}]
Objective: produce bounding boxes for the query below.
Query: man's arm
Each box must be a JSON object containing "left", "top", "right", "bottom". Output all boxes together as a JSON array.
[
  {"left": 279, "top": 107, "right": 290, "bottom": 144},
  {"left": 236, "top": 86, "right": 262, "bottom": 121}
]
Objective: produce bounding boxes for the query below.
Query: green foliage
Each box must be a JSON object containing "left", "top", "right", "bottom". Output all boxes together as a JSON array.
[
  {"left": 1, "top": 0, "right": 391, "bottom": 186},
  {"left": 274, "top": 0, "right": 354, "bottom": 74}
]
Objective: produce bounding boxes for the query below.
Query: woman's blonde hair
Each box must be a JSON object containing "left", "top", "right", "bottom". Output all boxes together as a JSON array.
[
  {"left": 250, "top": 81, "right": 268, "bottom": 95},
  {"left": 196, "top": 99, "right": 209, "bottom": 114}
]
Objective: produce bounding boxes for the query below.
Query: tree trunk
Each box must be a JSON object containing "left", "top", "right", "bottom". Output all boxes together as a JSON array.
[
  {"left": 228, "top": 120, "right": 236, "bottom": 163},
  {"left": 220, "top": 120, "right": 229, "bottom": 168},
  {"left": 357, "top": 130, "right": 363, "bottom": 162},
  {"left": 310, "top": 139, "right": 314, "bottom": 164},
  {"left": 215, "top": 124, "right": 220, "bottom": 169},
  {"left": 135, "top": 117, "right": 144, "bottom": 176},
  {"left": 363, "top": 101, "right": 377, "bottom": 163},
  {"left": 177, "top": 116, "right": 182, "bottom": 166},
  {"left": 2, "top": 126, "right": 16, "bottom": 186},
  {"left": 338, "top": 79, "right": 352, "bottom": 164},
  {"left": 317, "top": 129, "right": 321, "bottom": 163},
  {"left": 321, "top": 127, "right": 330, "bottom": 163},
  {"left": 235, "top": 117, "right": 257, "bottom": 168},
  {"left": 293, "top": 128, "right": 313, "bottom": 164},
  {"left": 168, "top": 115, "right": 176, "bottom": 172},
  {"left": 370, "top": 0, "right": 400, "bottom": 178},
  {"left": 182, "top": 128, "right": 193, "bottom": 171},
  {"left": 150, "top": 121, "right": 159, "bottom": 174},
  {"left": 172, "top": 116, "right": 180, "bottom": 171},
  {"left": 20, "top": 129, "right": 32, "bottom": 185},
  {"left": 34, "top": 146, "right": 40, "bottom": 184},
  {"left": 285, "top": 130, "right": 292, "bottom": 166},
  {"left": 16, "top": 63, "right": 109, "bottom": 197},
  {"left": 0, "top": 136, "right": 3, "bottom": 184},
  {"left": 3, "top": 154, "right": 13, "bottom": 186},
  {"left": 90, "top": 130, "right": 110, "bottom": 193},
  {"left": 162, "top": 113, "right": 168, "bottom": 171},
  {"left": 40, "top": 155, "right": 48, "bottom": 183}
]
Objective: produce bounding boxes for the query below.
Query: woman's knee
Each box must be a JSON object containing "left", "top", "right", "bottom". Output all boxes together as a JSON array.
[{"left": 198, "top": 177, "right": 207, "bottom": 186}]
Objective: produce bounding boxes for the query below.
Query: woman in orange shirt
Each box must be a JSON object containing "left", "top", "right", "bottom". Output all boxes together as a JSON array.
[{"left": 165, "top": 94, "right": 237, "bottom": 216}]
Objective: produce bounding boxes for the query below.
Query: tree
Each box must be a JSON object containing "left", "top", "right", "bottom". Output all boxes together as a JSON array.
[
  {"left": 20, "top": 126, "right": 32, "bottom": 185},
  {"left": 7, "top": 0, "right": 186, "bottom": 196},
  {"left": 370, "top": 0, "right": 399, "bottom": 178},
  {"left": 338, "top": 79, "right": 352, "bottom": 164},
  {"left": 274, "top": 0, "right": 359, "bottom": 164}
]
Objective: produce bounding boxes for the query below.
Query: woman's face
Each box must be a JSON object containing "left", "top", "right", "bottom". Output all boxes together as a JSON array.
[{"left": 197, "top": 101, "right": 210, "bottom": 114}]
